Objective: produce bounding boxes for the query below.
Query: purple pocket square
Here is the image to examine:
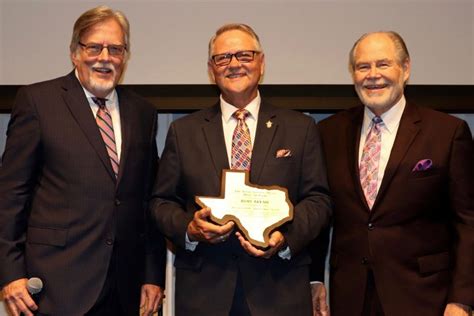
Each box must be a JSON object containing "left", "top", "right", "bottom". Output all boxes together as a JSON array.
[{"left": 412, "top": 159, "right": 433, "bottom": 172}]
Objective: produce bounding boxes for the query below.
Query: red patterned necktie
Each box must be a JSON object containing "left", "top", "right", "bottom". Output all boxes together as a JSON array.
[
  {"left": 231, "top": 109, "right": 252, "bottom": 170},
  {"left": 359, "top": 116, "right": 383, "bottom": 209},
  {"left": 93, "top": 97, "right": 119, "bottom": 178}
]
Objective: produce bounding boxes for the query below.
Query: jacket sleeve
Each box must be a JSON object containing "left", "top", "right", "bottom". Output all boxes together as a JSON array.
[
  {"left": 447, "top": 121, "right": 474, "bottom": 307},
  {"left": 142, "top": 110, "right": 168, "bottom": 287},
  {"left": 308, "top": 226, "right": 331, "bottom": 282},
  {"left": 149, "top": 122, "right": 194, "bottom": 251},
  {"left": 282, "top": 119, "right": 332, "bottom": 256},
  {"left": 0, "top": 87, "right": 42, "bottom": 287}
]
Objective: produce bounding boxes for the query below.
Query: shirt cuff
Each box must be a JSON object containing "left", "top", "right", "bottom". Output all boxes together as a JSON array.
[
  {"left": 278, "top": 246, "right": 291, "bottom": 260},
  {"left": 185, "top": 233, "right": 199, "bottom": 251},
  {"left": 310, "top": 281, "right": 323, "bottom": 285}
]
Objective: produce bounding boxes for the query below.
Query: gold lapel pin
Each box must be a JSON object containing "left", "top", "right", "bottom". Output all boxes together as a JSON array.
[{"left": 266, "top": 120, "right": 273, "bottom": 128}]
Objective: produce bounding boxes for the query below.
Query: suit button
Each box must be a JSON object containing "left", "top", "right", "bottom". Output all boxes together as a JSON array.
[
  {"left": 368, "top": 222, "right": 374, "bottom": 230},
  {"left": 115, "top": 199, "right": 121, "bottom": 206},
  {"left": 361, "top": 257, "right": 369, "bottom": 265},
  {"left": 232, "top": 254, "right": 239, "bottom": 260},
  {"left": 106, "top": 238, "right": 114, "bottom": 246}
]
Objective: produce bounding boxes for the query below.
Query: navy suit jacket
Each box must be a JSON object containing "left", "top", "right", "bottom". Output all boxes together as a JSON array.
[{"left": 151, "top": 101, "right": 332, "bottom": 316}]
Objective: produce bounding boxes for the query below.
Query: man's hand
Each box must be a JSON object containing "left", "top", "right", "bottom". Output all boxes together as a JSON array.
[
  {"left": 187, "top": 207, "right": 234, "bottom": 243},
  {"left": 2, "top": 278, "right": 38, "bottom": 316},
  {"left": 444, "top": 303, "right": 472, "bottom": 316},
  {"left": 140, "top": 284, "right": 165, "bottom": 316},
  {"left": 311, "top": 283, "right": 329, "bottom": 316},
  {"left": 236, "top": 230, "right": 285, "bottom": 259}
]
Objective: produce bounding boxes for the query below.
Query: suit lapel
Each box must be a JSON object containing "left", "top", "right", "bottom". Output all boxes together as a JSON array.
[
  {"left": 373, "top": 103, "right": 421, "bottom": 210},
  {"left": 115, "top": 87, "right": 133, "bottom": 184},
  {"left": 250, "top": 101, "right": 277, "bottom": 183},
  {"left": 202, "top": 104, "right": 229, "bottom": 181},
  {"left": 61, "top": 71, "right": 116, "bottom": 181},
  {"left": 347, "top": 107, "right": 368, "bottom": 209}
]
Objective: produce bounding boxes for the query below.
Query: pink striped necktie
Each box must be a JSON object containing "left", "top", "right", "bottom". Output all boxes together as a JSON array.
[
  {"left": 231, "top": 109, "right": 252, "bottom": 170},
  {"left": 93, "top": 97, "right": 119, "bottom": 178},
  {"left": 359, "top": 116, "right": 383, "bottom": 209}
]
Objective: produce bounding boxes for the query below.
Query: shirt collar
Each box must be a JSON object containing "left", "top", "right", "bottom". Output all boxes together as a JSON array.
[
  {"left": 220, "top": 91, "right": 261, "bottom": 122},
  {"left": 363, "top": 95, "right": 406, "bottom": 134}
]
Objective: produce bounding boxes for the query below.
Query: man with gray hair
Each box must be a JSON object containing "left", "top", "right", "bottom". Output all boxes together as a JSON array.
[
  {"left": 151, "top": 23, "right": 331, "bottom": 316},
  {"left": 0, "top": 6, "right": 165, "bottom": 315},
  {"left": 313, "top": 31, "right": 473, "bottom": 315}
]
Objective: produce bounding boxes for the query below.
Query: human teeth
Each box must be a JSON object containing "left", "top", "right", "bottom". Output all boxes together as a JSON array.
[
  {"left": 95, "top": 68, "right": 112, "bottom": 73},
  {"left": 366, "top": 84, "right": 386, "bottom": 89}
]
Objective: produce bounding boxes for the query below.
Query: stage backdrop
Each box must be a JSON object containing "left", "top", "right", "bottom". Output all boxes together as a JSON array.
[{"left": 0, "top": 0, "right": 473, "bottom": 85}]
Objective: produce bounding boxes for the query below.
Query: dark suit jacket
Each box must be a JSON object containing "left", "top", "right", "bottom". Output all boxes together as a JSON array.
[
  {"left": 0, "top": 71, "right": 166, "bottom": 315},
  {"left": 150, "top": 101, "right": 331, "bottom": 316},
  {"left": 317, "top": 103, "right": 474, "bottom": 316}
]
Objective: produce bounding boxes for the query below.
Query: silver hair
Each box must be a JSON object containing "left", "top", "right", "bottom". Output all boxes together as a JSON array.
[
  {"left": 70, "top": 6, "right": 130, "bottom": 57},
  {"left": 348, "top": 31, "right": 410, "bottom": 74},
  {"left": 208, "top": 23, "right": 263, "bottom": 59}
]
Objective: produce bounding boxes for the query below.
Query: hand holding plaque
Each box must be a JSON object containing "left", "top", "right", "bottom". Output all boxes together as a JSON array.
[{"left": 195, "top": 170, "right": 293, "bottom": 248}]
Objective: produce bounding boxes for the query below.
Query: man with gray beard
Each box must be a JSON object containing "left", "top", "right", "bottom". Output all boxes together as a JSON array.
[{"left": 0, "top": 6, "right": 166, "bottom": 316}]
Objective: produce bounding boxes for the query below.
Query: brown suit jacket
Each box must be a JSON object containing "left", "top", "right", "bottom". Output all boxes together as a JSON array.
[
  {"left": 317, "top": 103, "right": 474, "bottom": 316},
  {"left": 0, "top": 71, "right": 166, "bottom": 315},
  {"left": 150, "top": 102, "right": 332, "bottom": 316}
]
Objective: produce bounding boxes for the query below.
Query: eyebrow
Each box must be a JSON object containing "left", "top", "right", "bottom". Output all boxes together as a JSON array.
[{"left": 356, "top": 58, "right": 393, "bottom": 66}]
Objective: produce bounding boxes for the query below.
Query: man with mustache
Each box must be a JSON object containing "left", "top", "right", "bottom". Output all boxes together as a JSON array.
[
  {"left": 150, "top": 23, "right": 331, "bottom": 316},
  {"left": 0, "top": 6, "right": 166, "bottom": 316},
  {"left": 312, "top": 31, "right": 473, "bottom": 315}
]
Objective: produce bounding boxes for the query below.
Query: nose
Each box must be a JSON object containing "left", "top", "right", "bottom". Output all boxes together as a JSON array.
[
  {"left": 97, "top": 46, "right": 110, "bottom": 61},
  {"left": 228, "top": 54, "right": 241, "bottom": 67},
  {"left": 367, "top": 65, "right": 380, "bottom": 78}
]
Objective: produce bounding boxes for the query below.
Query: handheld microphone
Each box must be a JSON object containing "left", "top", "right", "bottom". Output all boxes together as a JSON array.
[{"left": 26, "top": 277, "right": 43, "bottom": 295}]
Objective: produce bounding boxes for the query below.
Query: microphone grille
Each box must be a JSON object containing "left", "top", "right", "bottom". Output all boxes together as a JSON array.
[{"left": 27, "top": 277, "right": 43, "bottom": 295}]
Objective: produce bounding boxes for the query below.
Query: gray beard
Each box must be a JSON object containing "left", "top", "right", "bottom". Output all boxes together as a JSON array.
[{"left": 88, "top": 77, "right": 115, "bottom": 95}]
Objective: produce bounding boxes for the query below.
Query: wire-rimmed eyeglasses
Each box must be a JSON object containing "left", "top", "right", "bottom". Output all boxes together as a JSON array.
[{"left": 78, "top": 42, "right": 127, "bottom": 57}]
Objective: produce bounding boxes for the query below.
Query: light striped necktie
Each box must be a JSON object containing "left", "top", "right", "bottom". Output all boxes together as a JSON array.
[
  {"left": 359, "top": 116, "right": 383, "bottom": 209},
  {"left": 92, "top": 97, "right": 119, "bottom": 178},
  {"left": 231, "top": 109, "right": 252, "bottom": 170}
]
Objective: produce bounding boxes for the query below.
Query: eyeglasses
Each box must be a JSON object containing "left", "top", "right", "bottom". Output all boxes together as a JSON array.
[
  {"left": 211, "top": 50, "right": 260, "bottom": 66},
  {"left": 78, "top": 42, "right": 127, "bottom": 57}
]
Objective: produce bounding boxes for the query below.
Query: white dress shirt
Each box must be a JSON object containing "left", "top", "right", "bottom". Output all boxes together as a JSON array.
[
  {"left": 358, "top": 96, "right": 406, "bottom": 193},
  {"left": 76, "top": 71, "right": 122, "bottom": 161},
  {"left": 220, "top": 92, "right": 260, "bottom": 164}
]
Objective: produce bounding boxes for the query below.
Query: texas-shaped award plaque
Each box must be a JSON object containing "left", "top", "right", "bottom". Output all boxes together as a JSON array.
[{"left": 195, "top": 170, "right": 294, "bottom": 248}]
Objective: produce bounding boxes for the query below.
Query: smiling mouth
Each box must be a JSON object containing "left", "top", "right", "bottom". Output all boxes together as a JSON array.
[
  {"left": 226, "top": 73, "right": 245, "bottom": 79},
  {"left": 364, "top": 83, "right": 388, "bottom": 90},
  {"left": 93, "top": 67, "right": 113, "bottom": 75}
]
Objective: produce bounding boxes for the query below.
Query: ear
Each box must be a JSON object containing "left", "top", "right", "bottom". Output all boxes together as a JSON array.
[
  {"left": 70, "top": 51, "right": 79, "bottom": 68},
  {"left": 260, "top": 53, "right": 265, "bottom": 76},
  {"left": 402, "top": 58, "right": 411, "bottom": 82},
  {"left": 207, "top": 60, "right": 216, "bottom": 84}
]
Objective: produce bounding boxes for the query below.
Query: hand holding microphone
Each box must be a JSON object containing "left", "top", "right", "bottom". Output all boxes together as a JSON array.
[
  {"left": 2, "top": 277, "right": 42, "bottom": 316},
  {"left": 26, "top": 277, "right": 43, "bottom": 295}
]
